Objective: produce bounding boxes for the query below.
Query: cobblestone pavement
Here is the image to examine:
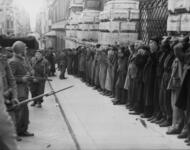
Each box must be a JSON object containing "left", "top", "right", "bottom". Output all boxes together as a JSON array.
[{"left": 19, "top": 73, "right": 190, "bottom": 150}]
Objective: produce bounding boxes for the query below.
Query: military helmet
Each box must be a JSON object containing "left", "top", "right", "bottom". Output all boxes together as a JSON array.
[{"left": 12, "top": 41, "right": 27, "bottom": 54}]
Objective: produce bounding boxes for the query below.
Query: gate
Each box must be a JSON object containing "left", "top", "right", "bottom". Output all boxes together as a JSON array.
[{"left": 139, "top": 0, "right": 168, "bottom": 43}]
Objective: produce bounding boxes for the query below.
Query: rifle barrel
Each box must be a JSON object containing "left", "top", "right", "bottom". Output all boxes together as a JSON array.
[
  {"left": 8, "top": 85, "right": 74, "bottom": 111},
  {"left": 15, "top": 75, "right": 52, "bottom": 81}
]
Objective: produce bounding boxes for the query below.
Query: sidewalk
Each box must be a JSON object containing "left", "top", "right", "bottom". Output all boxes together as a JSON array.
[
  {"left": 18, "top": 82, "right": 76, "bottom": 150},
  {"left": 50, "top": 74, "right": 190, "bottom": 150}
]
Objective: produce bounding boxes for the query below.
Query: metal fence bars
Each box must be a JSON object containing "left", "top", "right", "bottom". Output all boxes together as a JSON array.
[{"left": 139, "top": 0, "right": 168, "bottom": 43}]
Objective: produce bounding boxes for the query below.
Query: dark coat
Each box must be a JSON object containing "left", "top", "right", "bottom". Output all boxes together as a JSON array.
[
  {"left": 161, "top": 51, "right": 175, "bottom": 90},
  {"left": 132, "top": 52, "right": 149, "bottom": 110},
  {"left": 175, "top": 44, "right": 190, "bottom": 110},
  {"left": 143, "top": 52, "right": 157, "bottom": 106},
  {"left": 116, "top": 57, "right": 129, "bottom": 88},
  {"left": 153, "top": 50, "right": 170, "bottom": 112},
  {"left": 67, "top": 52, "right": 74, "bottom": 75},
  {"left": 72, "top": 52, "right": 79, "bottom": 75},
  {"left": 134, "top": 53, "right": 149, "bottom": 81},
  {"left": 46, "top": 52, "right": 55, "bottom": 73},
  {"left": 57, "top": 52, "right": 67, "bottom": 71}
]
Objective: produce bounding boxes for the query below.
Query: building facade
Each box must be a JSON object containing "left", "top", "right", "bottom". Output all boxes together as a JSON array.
[
  {"left": 13, "top": 6, "right": 31, "bottom": 37},
  {"left": 42, "top": 0, "right": 85, "bottom": 51},
  {"left": 0, "top": 0, "right": 14, "bottom": 36},
  {"left": 36, "top": 0, "right": 109, "bottom": 50},
  {"left": 35, "top": 0, "right": 52, "bottom": 49},
  {"left": 49, "top": 0, "right": 70, "bottom": 51},
  {"left": 0, "top": 0, "right": 31, "bottom": 37}
]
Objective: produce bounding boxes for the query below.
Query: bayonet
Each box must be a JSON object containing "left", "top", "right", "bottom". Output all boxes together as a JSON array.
[{"left": 8, "top": 85, "right": 74, "bottom": 111}]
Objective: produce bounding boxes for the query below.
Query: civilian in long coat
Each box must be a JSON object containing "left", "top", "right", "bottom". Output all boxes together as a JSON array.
[
  {"left": 158, "top": 47, "right": 175, "bottom": 127},
  {"left": 129, "top": 46, "right": 149, "bottom": 114},
  {"left": 105, "top": 48, "right": 115, "bottom": 95},
  {"left": 57, "top": 51, "right": 67, "bottom": 79},
  {"left": 79, "top": 48, "right": 86, "bottom": 80},
  {"left": 124, "top": 44, "right": 136, "bottom": 109},
  {"left": 90, "top": 49, "right": 96, "bottom": 86},
  {"left": 149, "top": 37, "right": 172, "bottom": 123},
  {"left": 76, "top": 46, "right": 82, "bottom": 76},
  {"left": 167, "top": 56, "right": 184, "bottom": 135},
  {"left": 92, "top": 51, "right": 98, "bottom": 86},
  {"left": 72, "top": 49, "right": 79, "bottom": 76},
  {"left": 175, "top": 37, "right": 190, "bottom": 142},
  {"left": 87, "top": 48, "right": 94, "bottom": 85},
  {"left": 94, "top": 50, "right": 101, "bottom": 89},
  {"left": 125, "top": 53, "right": 137, "bottom": 109},
  {"left": 113, "top": 47, "right": 129, "bottom": 105},
  {"left": 99, "top": 50, "right": 108, "bottom": 92},
  {"left": 85, "top": 48, "right": 92, "bottom": 84},
  {"left": 46, "top": 50, "right": 56, "bottom": 76},
  {"left": 142, "top": 37, "right": 160, "bottom": 118},
  {"left": 105, "top": 47, "right": 118, "bottom": 97},
  {"left": 166, "top": 38, "right": 185, "bottom": 135},
  {"left": 111, "top": 47, "right": 119, "bottom": 98},
  {"left": 67, "top": 49, "right": 74, "bottom": 75}
]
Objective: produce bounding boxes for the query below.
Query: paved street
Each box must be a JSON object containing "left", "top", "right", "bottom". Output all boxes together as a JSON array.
[
  {"left": 19, "top": 73, "right": 189, "bottom": 150},
  {"left": 18, "top": 80, "right": 76, "bottom": 150}
]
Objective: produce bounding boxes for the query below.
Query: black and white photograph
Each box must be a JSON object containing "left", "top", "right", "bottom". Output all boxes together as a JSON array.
[{"left": 0, "top": 0, "right": 190, "bottom": 149}]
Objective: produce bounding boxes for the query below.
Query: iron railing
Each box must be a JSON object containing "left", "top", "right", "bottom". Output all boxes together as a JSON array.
[{"left": 139, "top": 0, "right": 168, "bottom": 43}]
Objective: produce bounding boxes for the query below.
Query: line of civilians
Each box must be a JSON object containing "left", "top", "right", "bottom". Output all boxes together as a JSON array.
[{"left": 58, "top": 36, "right": 190, "bottom": 146}]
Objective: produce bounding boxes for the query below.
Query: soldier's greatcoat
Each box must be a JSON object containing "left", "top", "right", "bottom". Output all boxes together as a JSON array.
[{"left": 9, "top": 55, "right": 31, "bottom": 134}]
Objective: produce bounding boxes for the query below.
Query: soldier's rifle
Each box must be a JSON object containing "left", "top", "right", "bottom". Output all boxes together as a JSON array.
[
  {"left": 15, "top": 75, "right": 53, "bottom": 81},
  {"left": 8, "top": 85, "right": 74, "bottom": 111}
]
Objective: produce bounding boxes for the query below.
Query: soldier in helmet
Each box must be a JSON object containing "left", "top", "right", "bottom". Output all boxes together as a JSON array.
[{"left": 9, "top": 41, "right": 34, "bottom": 137}]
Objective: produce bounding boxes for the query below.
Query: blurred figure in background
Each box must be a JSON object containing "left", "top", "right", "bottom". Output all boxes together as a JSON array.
[
  {"left": 46, "top": 49, "right": 56, "bottom": 77},
  {"left": 113, "top": 47, "right": 129, "bottom": 105},
  {"left": 5, "top": 47, "right": 14, "bottom": 59},
  {"left": 57, "top": 50, "right": 68, "bottom": 80}
]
